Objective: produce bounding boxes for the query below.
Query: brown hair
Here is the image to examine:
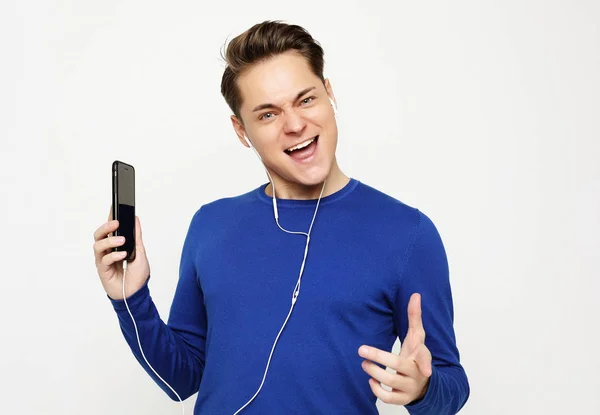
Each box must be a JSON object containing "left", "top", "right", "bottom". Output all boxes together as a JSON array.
[{"left": 220, "top": 20, "right": 326, "bottom": 124}]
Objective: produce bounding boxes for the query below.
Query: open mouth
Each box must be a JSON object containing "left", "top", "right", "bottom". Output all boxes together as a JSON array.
[{"left": 284, "top": 135, "right": 319, "bottom": 157}]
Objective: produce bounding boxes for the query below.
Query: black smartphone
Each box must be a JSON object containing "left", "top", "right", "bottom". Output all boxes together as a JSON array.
[{"left": 112, "top": 160, "right": 136, "bottom": 261}]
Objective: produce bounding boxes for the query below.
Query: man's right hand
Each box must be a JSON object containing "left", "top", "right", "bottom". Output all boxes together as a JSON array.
[{"left": 93, "top": 206, "right": 151, "bottom": 300}]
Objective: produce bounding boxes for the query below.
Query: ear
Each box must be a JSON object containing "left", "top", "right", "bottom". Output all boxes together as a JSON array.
[
  {"left": 230, "top": 115, "right": 252, "bottom": 148},
  {"left": 323, "top": 78, "right": 337, "bottom": 109}
]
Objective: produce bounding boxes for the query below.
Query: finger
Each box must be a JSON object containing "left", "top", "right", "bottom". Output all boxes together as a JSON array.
[
  {"left": 108, "top": 204, "right": 113, "bottom": 221},
  {"left": 358, "top": 346, "right": 402, "bottom": 372},
  {"left": 94, "top": 235, "right": 126, "bottom": 257},
  {"left": 407, "top": 293, "right": 425, "bottom": 341},
  {"left": 409, "top": 344, "right": 433, "bottom": 378},
  {"left": 361, "top": 360, "right": 401, "bottom": 390},
  {"left": 100, "top": 250, "right": 128, "bottom": 268},
  {"left": 93, "top": 219, "right": 119, "bottom": 242},
  {"left": 367, "top": 378, "right": 411, "bottom": 406}
]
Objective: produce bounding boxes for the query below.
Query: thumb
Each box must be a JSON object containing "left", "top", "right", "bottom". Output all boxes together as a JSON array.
[{"left": 409, "top": 344, "right": 432, "bottom": 378}]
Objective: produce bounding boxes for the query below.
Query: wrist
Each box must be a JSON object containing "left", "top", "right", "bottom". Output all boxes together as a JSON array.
[{"left": 414, "top": 377, "right": 430, "bottom": 402}]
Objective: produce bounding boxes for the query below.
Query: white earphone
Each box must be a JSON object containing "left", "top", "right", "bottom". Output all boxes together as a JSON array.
[{"left": 329, "top": 97, "right": 338, "bottom": 116}]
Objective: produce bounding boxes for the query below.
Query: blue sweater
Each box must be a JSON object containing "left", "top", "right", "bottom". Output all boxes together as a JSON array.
[{"left": 110, "top": 178, "right": 469, "bottom": 414}]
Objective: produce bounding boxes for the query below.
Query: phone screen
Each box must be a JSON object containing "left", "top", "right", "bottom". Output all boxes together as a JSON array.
[{"left": 112, "top": 161, "right": 136, "bottom": 261}]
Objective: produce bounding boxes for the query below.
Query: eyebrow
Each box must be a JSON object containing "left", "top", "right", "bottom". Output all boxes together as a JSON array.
[{"left": 251, "top": 86, "right": 317, "bottom": 112}]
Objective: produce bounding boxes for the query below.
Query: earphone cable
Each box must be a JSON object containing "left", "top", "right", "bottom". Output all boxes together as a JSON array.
[
  {"left": 122, "top": 260, "right": 186, "bottom": 415},
  {"left": 233, "top": 147, "right": 326, "bottom": 414}
]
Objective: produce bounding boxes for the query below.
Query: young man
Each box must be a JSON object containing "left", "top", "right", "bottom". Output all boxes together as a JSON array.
[{"left": 93, "top": 21, "right": 469, "bottom": 414}]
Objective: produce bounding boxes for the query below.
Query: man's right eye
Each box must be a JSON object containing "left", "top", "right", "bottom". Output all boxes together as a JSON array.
[{"left": 259, "top": 112, "right": 274, "bottom": 121}]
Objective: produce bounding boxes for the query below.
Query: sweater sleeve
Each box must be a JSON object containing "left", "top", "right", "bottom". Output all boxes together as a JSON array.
[
  {"left": 109, "top": 208, "right": 207, "bottom": 401},
  {"left": 393, "top": 210, "right": 470, "bottom": 414}
]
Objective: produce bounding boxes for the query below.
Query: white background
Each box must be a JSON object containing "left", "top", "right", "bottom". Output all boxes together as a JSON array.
[{"left": 1, "top": 1, "right": 599, "bottom": 414}]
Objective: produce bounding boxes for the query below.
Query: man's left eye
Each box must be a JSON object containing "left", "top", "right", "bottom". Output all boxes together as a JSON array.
[{"left": 302, "top": 97, "right": 314, "bottom": 105}]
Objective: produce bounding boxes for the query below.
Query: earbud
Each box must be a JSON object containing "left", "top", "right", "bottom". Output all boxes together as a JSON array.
[
  {"left": 329, "top": 97, "right": 338, "bottom": 116},
  {"left": 244, "top": 134, "right": 253, "bottom": 148}
]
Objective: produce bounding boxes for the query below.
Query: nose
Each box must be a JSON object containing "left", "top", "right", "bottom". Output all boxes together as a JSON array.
[{"left": 282, "top": 107, "right": 307, "bottom": 135}]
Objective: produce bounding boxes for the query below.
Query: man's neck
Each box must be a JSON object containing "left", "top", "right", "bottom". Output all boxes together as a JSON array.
[{"left": 264, "top": 160, "right": 350, "bottom": 200}]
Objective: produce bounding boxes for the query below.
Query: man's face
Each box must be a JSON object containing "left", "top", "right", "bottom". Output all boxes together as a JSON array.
[{"left": 232, "top": 51, "right": 338, "bottom": 188}]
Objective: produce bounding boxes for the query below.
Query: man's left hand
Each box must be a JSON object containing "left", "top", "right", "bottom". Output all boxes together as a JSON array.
[{"left": 358, "top": 293, "right": 432, "bottom": 405}]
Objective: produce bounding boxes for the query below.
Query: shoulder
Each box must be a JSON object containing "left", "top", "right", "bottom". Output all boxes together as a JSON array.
[
  {"left": 354, "top": 180, "right": 441, "bottom": 240},
  {"left": 185, "top": 185, "right": 262, "bottom": 227},
  {"left": 354, "top": 180, "right": 421, "bottom": 223}
]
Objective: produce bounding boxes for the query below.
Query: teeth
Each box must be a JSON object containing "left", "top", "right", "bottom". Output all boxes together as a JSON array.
[{"left": 286, "top": 137, "right": 316, "bottom": 152}]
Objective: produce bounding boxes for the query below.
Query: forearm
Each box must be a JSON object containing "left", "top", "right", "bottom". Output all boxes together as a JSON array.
[{"left": 110, "top": 280, "right": 204, "bottom": 401}]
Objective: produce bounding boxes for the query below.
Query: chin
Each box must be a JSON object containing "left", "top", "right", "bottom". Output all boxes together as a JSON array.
[
  {"left": 273, "top": 135, "right": 337, "bottom": 188},
  {"left": 292, "top": 163, "right": 332, "bottom": 187}
]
